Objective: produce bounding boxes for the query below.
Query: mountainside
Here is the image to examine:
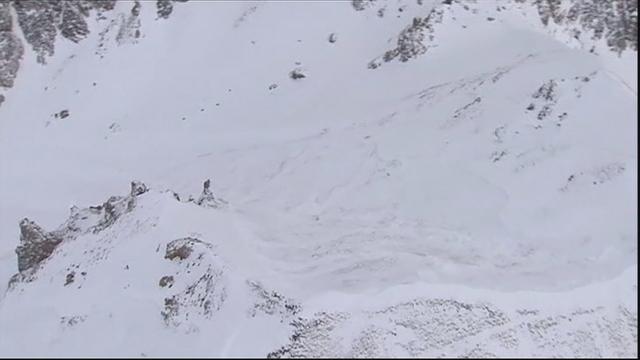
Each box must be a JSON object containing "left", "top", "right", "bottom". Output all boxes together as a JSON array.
[{"left": 0, "top": 0, "right": 637, "bottom": 357}]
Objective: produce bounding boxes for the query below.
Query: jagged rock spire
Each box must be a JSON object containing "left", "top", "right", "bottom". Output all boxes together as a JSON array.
[{"left": 195, "top": 179, "right": 227, "bottom": 208}]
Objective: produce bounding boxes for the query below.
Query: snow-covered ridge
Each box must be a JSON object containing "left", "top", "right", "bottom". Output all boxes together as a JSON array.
[{"left": 1, "top": 182, "right": 636, "bottom": 357}]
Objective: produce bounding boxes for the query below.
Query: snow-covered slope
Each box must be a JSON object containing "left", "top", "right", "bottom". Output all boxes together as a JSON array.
[{"left": 0, "top": 0, "right": 637, "bottom": 357}]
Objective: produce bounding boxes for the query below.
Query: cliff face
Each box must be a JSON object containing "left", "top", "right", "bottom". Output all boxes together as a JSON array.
[
  {"left": 0, "top": 1, "right": 23, "bottom": 89},
  {"left": 0, "top": 0, "right": 187, "bottom": 102}
]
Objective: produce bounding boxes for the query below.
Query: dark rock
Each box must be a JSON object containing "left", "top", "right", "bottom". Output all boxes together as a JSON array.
[
  {"left": 0, "top": 2, "right": 24, "bottom": 88},
  {"left": 130, "top": 180, "right": 149, "bottom": 197},
  {"left": 15, "top": 218, "right": 63, "bottom": 272},
  {"left": 159, "top": 275, "right": 175, "bottom": 288},
  {"left": 9, "top": 181, "right": 149, "bottom": 287},
  {"left": 156, "top": 0, "right": 174, "bottom": 19},
  {"left": 351, "top": 0, "right": 376, "bottom": 11},
  {"left": 195, "top": 179, "right": 226, "bottom": 208},
  {"left": 381, "top": 11, "right": 443, "bottom": 65},
  {"left": 165, "top": 238, "right": 197, "bottom": 261},
  {"left": 165, "top": 237, "right": 213, "bottom": 262},
  {"left": 289, "top": 68, "right": 306, "bottom": 80},
  {"left": 65, "top": 271, "right": 75, "bottom": 286}
]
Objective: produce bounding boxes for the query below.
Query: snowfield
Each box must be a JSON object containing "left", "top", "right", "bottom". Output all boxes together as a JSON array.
[{"left": 0, "top": 0, "right": 637, "bottom": 357}]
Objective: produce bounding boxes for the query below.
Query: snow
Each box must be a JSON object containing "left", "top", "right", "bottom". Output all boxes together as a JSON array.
[{"left": 0, "top": 0, "right": 636, "bottom": 357}]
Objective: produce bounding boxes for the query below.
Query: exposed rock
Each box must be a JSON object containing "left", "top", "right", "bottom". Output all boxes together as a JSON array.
[
  {"left": 54, "top": 109, "right": 70, "bottom": 119},
  {"left": 156, "top": 0, "right": 174, "bottom": 19},
  {"left": 162, "top": 265, "right": 226, "bottom": 327},
  {"left": 159, "top": 275, "right": 174, "bottom": 288},
  {"left": 267, "top": 312, "right": 350, "bottom": 358},
  {"left": 165, "top": 242, "right": 193, "bottom": 261},
  {"left": 195, "top": 179, "right": 226, "bottom": 208},
  {"left": 529, "top": 0, "right": 637, "bottom": 53},
  {"left": 156, "top": 0, "right": 188, "bottom": 19},
  {"left": 351, "top": 0, "right": 377, "bottom": 11},
  {"left": 165, "top": 237, "right": 210, "bottom": 261},
  {"left": 161, "top": 237, "right": 226, "bottom": 327},
  {"left": 11, "top": 180, "right": 149, "bottom": 282},
  {"left": 0, "top": 2, "right": 24, "bottom": 89},
  {"left": 11, "top": 1, "right": 116, "bottom": 64},
  {"left": 12, "top": 1, "right": 59, "bottom": 64},
  {"left": 15, "top": 218, "right": 63, "bottom": 272},
  {"left": 383, "top": 11, "right": 443, "bottom": 64},
  {"left": 2, "top": 0, "right": 191, "bottom": 97},
  {"left": 531, "top": 79, "right": 558, "bottom": 121},
  {"left": 289, "top": 68, "right": 306, "bottom": 80},
  {"left": 130, "top": 180, "right": 149, "bottom": 196},
  {"left": 328, "top": 33, "right": 338, "bottom": 43},
  {"left": 64, "top": 271, "right": 75, "bottom": 286}
]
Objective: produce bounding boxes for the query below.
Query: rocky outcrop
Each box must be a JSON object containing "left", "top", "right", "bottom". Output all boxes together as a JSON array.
[
  {"left": 532, "top": 0, "right": 637, "bottom": 53},
  {"left": 165, "top": 237, "right": 207, "bottom": 261},
  {"left": 15, "top": 219, "right": 63, "bottom": 272},
  {"left": 351, "top": 0, "right": 377, "bottom": 12},
  {"left": 156, "top": 0, "right": 174, "bottom": 19},
  {"left": 384, "top": 12, "right": 442, "bottom": 63},
  {"left": 12, "top": 0, "right": 116, "bottom": 64},
  {"left": 0, "top": 0, "right": 188, "bottom": 105},
  {"left": 367, "top": 9, "right": 443, "bottom": 69},
  {"left": 0, "top": 1, "right": 24, "bottom": 92},
  {"left": 156, "top": 0, "right": 188, "bottom": 20},
  {"left": 161, "top": 236, "right": 226, "bottom": 328},
  {"left": 10, "top": 180, "right": 149, "bottom": 283},
  {"left": 195, "top": 179, "right": 227, "bottom": 208},
  {"left": 356, "top": 0, "right": 636, "bottom": 70}
]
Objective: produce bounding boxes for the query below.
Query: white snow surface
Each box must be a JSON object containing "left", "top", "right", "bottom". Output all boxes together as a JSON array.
[{"left": 0, "top": 0, "right": 637, "bottom": 357}]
